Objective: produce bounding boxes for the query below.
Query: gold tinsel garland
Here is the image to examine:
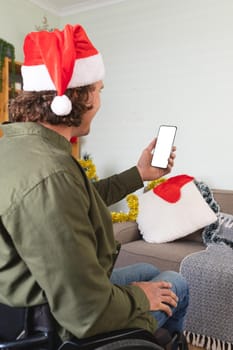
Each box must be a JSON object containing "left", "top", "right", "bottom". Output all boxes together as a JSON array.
[
  {"left": 78, "top": 154, "right": 165, "bottom": 223},
  {"left": 144, "top": 177, "right": 166, "bottom": 192},
  {"left": 78, "top": 157, "right": 99, "bottom": 182},
  {"left": 111, "top": 194, "right": 139, "bottom": 223}
]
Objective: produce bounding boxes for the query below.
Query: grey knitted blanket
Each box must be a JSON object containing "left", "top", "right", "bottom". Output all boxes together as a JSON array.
[
  {"left": 181, "top": 244, "right": 233, "bottom": 349},
  {"left": 182, "top": 181, "right": 233, "bottom": 350}
]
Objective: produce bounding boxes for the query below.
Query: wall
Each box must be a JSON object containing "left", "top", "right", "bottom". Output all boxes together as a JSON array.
[
  {"left": 62, "top": 0, "right": 233, "bottom": 199},
  {"left": 1, "top": 1, "right": 233, "bottom": 210},
  {"left": 0, "top": 0, "right": 58, "bottom": 61}
]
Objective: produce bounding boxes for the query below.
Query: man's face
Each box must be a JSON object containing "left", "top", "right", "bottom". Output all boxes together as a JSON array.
[{"left": 73, "top": 81, "right": 104, "bottom": 137}]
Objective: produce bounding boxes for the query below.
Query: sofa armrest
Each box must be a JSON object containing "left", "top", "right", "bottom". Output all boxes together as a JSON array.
[{"left": 113, "top": 221, "right": 141, "bottom": 244}]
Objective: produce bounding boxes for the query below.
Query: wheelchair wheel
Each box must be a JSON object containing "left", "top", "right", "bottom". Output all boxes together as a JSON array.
[{"left": 95, "top": 338, "right": 163, "bottom": 350}]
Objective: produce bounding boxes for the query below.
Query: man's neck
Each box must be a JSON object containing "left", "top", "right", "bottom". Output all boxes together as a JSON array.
[{"left": 39, "top": 122, "right": 72, "bottom": 141}]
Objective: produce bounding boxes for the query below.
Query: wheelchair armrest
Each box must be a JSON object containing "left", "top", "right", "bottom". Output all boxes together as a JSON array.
[{"left": 0, "top": 332, "right": 49, "bottom": 349}]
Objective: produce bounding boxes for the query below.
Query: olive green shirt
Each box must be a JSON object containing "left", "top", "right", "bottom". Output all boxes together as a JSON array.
[{"left": 0, "top": 122, "right": 156, "bottom": 340}]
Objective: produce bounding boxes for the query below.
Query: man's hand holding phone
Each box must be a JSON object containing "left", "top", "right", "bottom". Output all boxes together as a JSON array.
[
  {"left": 137, "top": 126, "right": 177, "bottom": 182},
  {"left": 151, "top": 125, "right": 177, "bottom": 168},
  {"left": 137, "top": 141, "right": 176, "bottom": 182}
]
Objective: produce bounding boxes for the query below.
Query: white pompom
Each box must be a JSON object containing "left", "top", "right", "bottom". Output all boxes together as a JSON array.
[{"left": 51, "top": 95, "right": 72, "bottom": 116}]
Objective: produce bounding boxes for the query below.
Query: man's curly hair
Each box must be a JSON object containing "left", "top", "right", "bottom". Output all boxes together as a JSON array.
[{"left": 9, "top": 85, "right": 95, "bottom": 127}]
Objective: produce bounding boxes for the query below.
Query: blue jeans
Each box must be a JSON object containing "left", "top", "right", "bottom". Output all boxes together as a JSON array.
[{"left": 110, "top": 263, "right": 189, "bottom": 335}]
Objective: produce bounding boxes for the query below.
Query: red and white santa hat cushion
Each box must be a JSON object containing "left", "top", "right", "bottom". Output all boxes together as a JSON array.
[
  {"left": 137, "top": 174, "right": 217, "bottom": 243},
  {"left": 21, "top": 24, "right": 105, "bottom": 116}
]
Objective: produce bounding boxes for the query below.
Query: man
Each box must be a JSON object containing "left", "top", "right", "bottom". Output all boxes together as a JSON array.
[{"left": 0, "top": 24, "right": 188, "bottom": 343}]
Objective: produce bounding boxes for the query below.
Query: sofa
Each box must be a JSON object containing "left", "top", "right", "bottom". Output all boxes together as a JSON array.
[
  {"left": 113, "top": 189, "right": 233, "bottom": 272},
  {"left": 113, "top": 188, "right": 233, "bottom": 350}
]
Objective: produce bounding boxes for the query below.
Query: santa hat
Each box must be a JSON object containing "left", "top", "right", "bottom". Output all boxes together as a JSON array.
[
  {"left": 153, "top": 174, "right": 194, "bottom": 203},
  {"left": 21, "top": 24, "right": 105, "bottom": 116}
]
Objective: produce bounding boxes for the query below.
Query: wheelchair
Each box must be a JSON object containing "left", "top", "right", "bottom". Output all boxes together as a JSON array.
[{"left": 0, "top": 302, "right": 188, "bottom": 350}]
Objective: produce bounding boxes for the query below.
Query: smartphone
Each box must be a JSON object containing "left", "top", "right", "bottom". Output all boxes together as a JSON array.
[{"left": 151, "top": 125, "right": 177, "bottom": 168}]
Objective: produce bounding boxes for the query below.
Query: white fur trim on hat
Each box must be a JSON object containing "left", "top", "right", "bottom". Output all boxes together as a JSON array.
[{"left": 22, "top": 53, "right": 105, "bottom": 92}]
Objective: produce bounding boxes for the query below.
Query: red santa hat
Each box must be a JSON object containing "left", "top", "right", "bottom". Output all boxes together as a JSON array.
[
  {"left": 153, "top": 174, "right": 194, "bottom": 203},
  {"left": 21, "top": 24, "right": 105, "bottom": 116}
]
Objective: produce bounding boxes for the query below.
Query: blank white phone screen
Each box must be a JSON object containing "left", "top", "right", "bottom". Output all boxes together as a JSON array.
[{"left": 151, "top": 125, "right": 177, "bottom": 168}]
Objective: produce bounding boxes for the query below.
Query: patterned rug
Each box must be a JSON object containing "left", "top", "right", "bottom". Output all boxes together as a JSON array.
[{"left": 184, "top": 331, "right": 233, "bottom": 350}]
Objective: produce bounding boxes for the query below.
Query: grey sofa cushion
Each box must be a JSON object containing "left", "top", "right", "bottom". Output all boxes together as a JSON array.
[
  {"left": 212, "top": 189, "right": 233, "bottom": 215},
  {"left": 115, "top": 239, "right": 205, "bottom": 272},
  {"left": 113, "top": 222, "right": 140, "bottom": 244}
]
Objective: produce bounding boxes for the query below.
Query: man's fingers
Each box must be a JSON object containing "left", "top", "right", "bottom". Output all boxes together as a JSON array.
[
  {"left": 155, "top": 281, "right": 172, "bottom": 289},
  {"left": 160, "top": 288, "right": 178, "bottom": 301},
  {"left": 161, "top": 295, "right": 178, "bottom": 308},
  {"left": 159, "top": 302, "right": 173, "bottom": 317}
]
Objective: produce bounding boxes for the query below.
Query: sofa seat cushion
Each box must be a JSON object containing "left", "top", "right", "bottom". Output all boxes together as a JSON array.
[{"left": 114, "top": 239, "right": 205, "bottom": 272}]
